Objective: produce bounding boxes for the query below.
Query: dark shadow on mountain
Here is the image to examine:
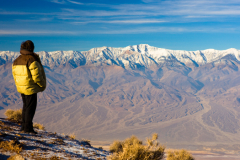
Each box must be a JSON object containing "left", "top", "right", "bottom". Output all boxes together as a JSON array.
[
  {"left": 221, "top": 54, "right": 240, "bottom": 63},
  {"left": 136, "top": 63, "right": 145, "bottom": 71},
  {"left": 80, "top": 59, "right": 86, "bottom": 66},
  {"left": 133, "top": 72, "right": 141, "bottom": 77},
  {"left": 148, "top": 56, "right": 159, "bottom": 65},
  {"left": 163, "top": 58, "right": 192, "bottom": 76},
  {"left": 117, "top": 59, "right": 126, "bottom": 69},
  {"left": 156, "top": 68, "right": 163, "bottom": 79},
  {"left": 195, "top": 80, "right": 204, "bottom": 90},
  {"left": 2, "top": 102, "right": 8, "bottom": 106},
  {"left": 102, "top": 49, "right": 110, "bottom": 59},
  {"left": 200, "top": 51, "right": 207, "bottom": 62},
  {"left": 68, "top": 59, "right": 78, "bottom": 68},
  {"left": 191, "top": 59, "right": 199, "bottom": 67},
  {"left": 65, "top": 57, "right": 86, "bottom": 69},
  {"left": 150, "top": 80, "right": 162, "bottom": 89},
  {"left": 43, "top": 65, "right": 52, "bottom": 71},
  {"left": 0, "top": 57, "right": 6, "bottom": 66},
  {"left": 219, "top": 55, "right": 239, "bottom": 71},
  {"left": 70, "top": 93, "right": 85, "bottom": 103},
  {"left": 188, "top": 79, "right": 204, "bottom": 92},
  {"left": 237, "top": 98, "right": 240, "bottom": 103},
  {"left": 0, "top": 106, "right": 4, "bottom": 110},
  {"left": 145, "top": 70, "right": 154, "bottom": 79},
  {"left": 170, "top": 55, "right": 186, "bottom": 66},
  {"left": 89, "top": 80, "right": 102, "bottom": 92},
  {"left": 175, "top": 93, "right": 182, "bottom": 101},
  {"left": 110, "top": 59, "right": 118, "bottom": 65},
  {"left": 46, "top": 74, "right": 62, "bottom": 84},
  {"left": 2, "top": 70, "right": 9, "bottom": 78},
  {"left": 229, "top": 63, "right": 239, "bottom": 71}
]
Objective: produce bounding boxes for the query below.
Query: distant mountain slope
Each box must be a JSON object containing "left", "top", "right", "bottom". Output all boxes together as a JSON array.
[{"left": 1, "top": 44, "right": 240, "bottom": 151}]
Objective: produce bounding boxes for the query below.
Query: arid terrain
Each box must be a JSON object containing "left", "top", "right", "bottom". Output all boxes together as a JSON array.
[
  {"left": 0, "top": 118, "right": 109, "bottom": 159},
  {"left": 1, "top": 45, "right": 240, "bottom": 154}
]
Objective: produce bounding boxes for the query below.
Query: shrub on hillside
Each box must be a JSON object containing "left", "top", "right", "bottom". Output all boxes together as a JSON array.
[
  {"left": 0, "top": 140, "right": 22, "bottom": 154},
  {"left": 108, "top": 133, "right": 165, "bottom": 160},
  {"left": 167, "top": 149, "right": 194, "bottom": 160},
  {"left": 5, "top": 109, "right": 45, "bottom": 131},
  {"left": 68, "top": 133, "right": 76, "bottom": 140},
  {"left": 109, "top": 140, "right": 124, "bottom": 153},
  {"left": 33, "top": 123, "right": 45, "bottom": 130},
  {"left": 81, "top": 138, "right": 91, "bottom": 146},
  {"left": 4, "top": 109, "right": 22, "bottom": 122},
  {"left": 7, "top": 154, "right": 24, "bottom": 160}
]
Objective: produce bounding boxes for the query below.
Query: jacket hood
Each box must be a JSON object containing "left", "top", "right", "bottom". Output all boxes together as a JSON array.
[
  {"left": 20, "top": 49, "right": 42, "bottom": 65},
  {"left": 20, "top": 49, "right": 34, "bottom": 55}
]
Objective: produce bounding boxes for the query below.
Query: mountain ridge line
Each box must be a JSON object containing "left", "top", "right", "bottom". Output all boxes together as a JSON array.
[{"left": 1, "top": 44, "right": 240, "bottom": 69}]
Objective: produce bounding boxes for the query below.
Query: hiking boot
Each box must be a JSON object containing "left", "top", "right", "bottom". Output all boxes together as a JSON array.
[{"left": 25, "top": 130, "right": 37, "bottom": 134}]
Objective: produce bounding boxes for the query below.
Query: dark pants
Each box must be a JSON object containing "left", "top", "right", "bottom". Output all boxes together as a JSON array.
[{"left": 21, "top": 93, "right": 37, "bottom": 132}]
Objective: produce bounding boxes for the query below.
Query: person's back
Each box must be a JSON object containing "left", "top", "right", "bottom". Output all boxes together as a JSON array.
[{"left": 12, "top": 40, "right": 46, "bottom": 134}]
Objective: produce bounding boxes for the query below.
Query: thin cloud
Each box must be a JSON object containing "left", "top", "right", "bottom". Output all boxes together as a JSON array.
[
  {"left": 49, "top": 0, "right": 104, "bottom": 7},
  {"left": 72, "top": 19, "right": 167, "bottom": 24},
  {"left": 15, "top": 18, "right": 53, "bottom": 22},
  {"left": 57, "top": 0, "right": 240, "bottom": 25},
  {"left": 111, "top": 0, "right": 240, "bottom": 17},
  {"left": 67, "top": 0, "right": 83, "bottom": 5},
  {"left": 0, "top": 11, "right": 38, "bottom": 15},
  {"left": 51, "top": 0, "right": 66, "bottom": 4},
  {"left": 61, "top": 8, "right": 148, "bottom": 17},
  {"left": 108, "top": 20, "right": 167, "bottom": 24},
  {"left": 142, "top": 0, "right": 155, "bottom": 3},
  {"left": 2, "top": 0, "right": 240, "bottom": 36},
  {"left": 0, "top": 10, "right": 57, "bottom": 16},
  {"left": 0, "top": 26, "right": 238, "bottom": 36},
  {"left": 0, "top": 30, "right": 76, "bottom": 35},
  {"left": 98, "top": 27, "right": 237, "bottom": 34},
  {"left": 5, "top": 0, "right": 238, "bottom": 25}
]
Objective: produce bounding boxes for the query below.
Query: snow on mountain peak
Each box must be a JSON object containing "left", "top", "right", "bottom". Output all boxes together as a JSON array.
[{"left": 1, "top": 44, "right": 240, "bottom": 69}]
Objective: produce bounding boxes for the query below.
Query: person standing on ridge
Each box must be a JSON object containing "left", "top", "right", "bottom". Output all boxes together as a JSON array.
[{"left": 12, "top": 40, "right": 46, "bottom": 134}]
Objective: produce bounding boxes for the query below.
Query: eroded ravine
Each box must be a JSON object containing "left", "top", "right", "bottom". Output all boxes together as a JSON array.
[{"left": 192, "top": 95, "right": 238, "bottom": 142}]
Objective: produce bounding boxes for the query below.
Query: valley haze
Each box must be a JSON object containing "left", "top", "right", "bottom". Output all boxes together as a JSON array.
[{"left": 1, "top": 44, "right": 240, "bottom": 153}]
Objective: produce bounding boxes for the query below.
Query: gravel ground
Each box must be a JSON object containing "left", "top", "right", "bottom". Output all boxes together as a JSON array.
[{"left": 0, "top": 118, "right": 110, "bottom": 160}]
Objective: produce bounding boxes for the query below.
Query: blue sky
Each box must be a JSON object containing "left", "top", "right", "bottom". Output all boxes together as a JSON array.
[{"left": 1, "top": 0, "right": 240, "bottom": 52}]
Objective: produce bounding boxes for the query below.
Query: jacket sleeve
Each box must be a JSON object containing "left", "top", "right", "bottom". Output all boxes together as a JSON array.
[{"left": 29, "top": 61, "right": 46, "bottom": 89}]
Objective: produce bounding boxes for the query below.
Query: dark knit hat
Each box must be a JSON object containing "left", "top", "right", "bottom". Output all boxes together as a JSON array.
[{"left": 21, "top": 40, "right": 35, "bottom": 52}]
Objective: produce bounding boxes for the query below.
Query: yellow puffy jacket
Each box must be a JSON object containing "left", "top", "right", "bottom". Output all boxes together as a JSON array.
[{"left": 12, "top": 49, "right": 46, "bottom": 95}]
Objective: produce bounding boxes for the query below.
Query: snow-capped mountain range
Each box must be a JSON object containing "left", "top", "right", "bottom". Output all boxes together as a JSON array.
[
  {"left": 2, "top": 44, "right": 240, "bottom": 151},
  {"left": 1, "top": 44, "right": 240, "bottom": 69}
]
